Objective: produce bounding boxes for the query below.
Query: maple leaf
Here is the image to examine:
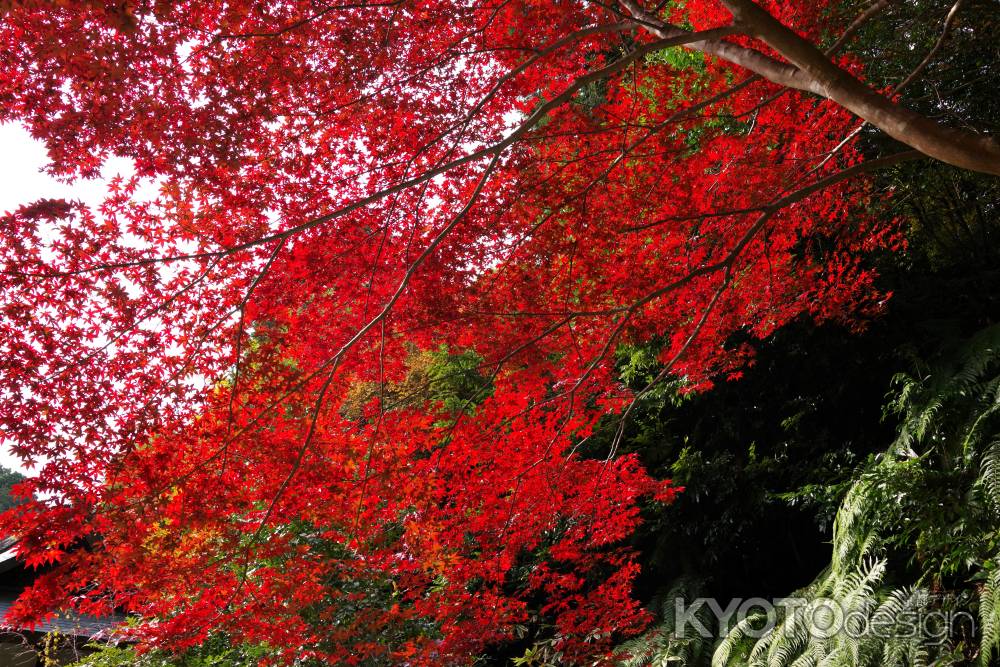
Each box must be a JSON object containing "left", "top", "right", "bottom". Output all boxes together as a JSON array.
[{"left": 0, "top": 0, "right": 993, "bottom": 663}]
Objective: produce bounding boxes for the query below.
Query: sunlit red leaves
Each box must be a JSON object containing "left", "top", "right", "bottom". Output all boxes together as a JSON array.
[{"left": 0, "top": 0, "right": 895, "bottom": 663}]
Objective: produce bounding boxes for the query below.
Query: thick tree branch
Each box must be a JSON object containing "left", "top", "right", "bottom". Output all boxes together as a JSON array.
[
  {"left": 618, "top": 0, "right": 815, "bottom": 90},
  {"left": 720, "top": 0, "right": 1000, "bottom": 175},
  {"left": 618, "top": 0, "right": 1000, "bottom": 176}
]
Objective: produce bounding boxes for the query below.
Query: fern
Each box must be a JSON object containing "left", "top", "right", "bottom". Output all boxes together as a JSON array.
[
  {"left": 713, "top": 545, "right": 933, "bottom": 667},
  {"left": 711, "top": 613, "right": 767, "bottom": 667},
  {"left": 621, "top": 325, "right": 1000, "bottom": 667},
  {"left": 713, "top": 325, "right": 1000, "bottom": 666},
  {"left": 616, "top": 577, "right": 716, "bottom": 667},
  {"left": 982, "top": 565, "right": 1000, "bottom": 667},
  {"left": 979, "top": 442, "right": 1000, "bottom": 516}
]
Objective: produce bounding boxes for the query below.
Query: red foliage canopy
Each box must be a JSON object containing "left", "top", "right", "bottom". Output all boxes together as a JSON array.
[{"left": 0, "top": 0, "right": 908, "bottom": 663}]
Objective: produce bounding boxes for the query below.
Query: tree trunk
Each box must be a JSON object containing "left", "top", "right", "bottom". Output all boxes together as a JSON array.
[{"left": 620, "top": 0, "right": 1000, "bottom": 176}]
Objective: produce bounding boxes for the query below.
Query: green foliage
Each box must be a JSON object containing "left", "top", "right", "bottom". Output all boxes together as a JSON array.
[
  {"left": 342, "top": 344, "right": 492, "bottom": 419},
  {"left": 711, "top": 325, "right": 1000, "bottom": 666},
  {"left": 612, "top": 322, "right": 1000, "bottom": 667},
  {"left": 849, "top": 0, "right": 1000, "bottom": 143},
  {"left": 418, "top": 345, "right": 493, "bottom": 414},
  {"left": 981, "top": 565, "right": 1000, "bottom": 666},
  {"left": 615, "top": 577, "right": 715, "bottom": 667},
  {"left": 585, "top": 320, "right": 896, "bottom": 604},
  {"left": 510, "top": 636, "right": 565, "bottom": 667},
  {"left": 72, "top": 636, "right": 270, "bottom": 667},
  {"left": 646, "top": 46, "right": 706, "bottom": 73},
  {"left": 0, "top": 464, "right": 26, "bottom": 512},
  {"left": 711, "top": 518, "right": 943, "bottom": 667},
  {"left": 849, "top": 0, "right": 1000, "bottom": 274}
]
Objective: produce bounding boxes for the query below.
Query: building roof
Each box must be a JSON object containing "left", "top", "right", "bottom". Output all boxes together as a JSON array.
[
  {"left": 0, "top": 596, "right": 123, "bottom": 639},
  {"left": 0, "top": 538, "right": 125, "bottom": 640}
]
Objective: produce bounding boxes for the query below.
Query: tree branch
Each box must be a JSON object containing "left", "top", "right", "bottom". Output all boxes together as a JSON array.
[
  {"left": 618, "top": 0, "right": 1000, "bottom": 175},
  {"left": 719, "top": 0, "right": 1000, "bottom": 175}
]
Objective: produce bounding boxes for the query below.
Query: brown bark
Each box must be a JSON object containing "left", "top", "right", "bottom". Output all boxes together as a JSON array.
[{"left": 619, "top": 0, "right": 1000, "bottom": 177}]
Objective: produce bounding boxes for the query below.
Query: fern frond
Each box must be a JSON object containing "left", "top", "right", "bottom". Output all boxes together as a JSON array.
[
  {"left": 981, "top": 564, "right": 1000, "bottom": 667},
  {"left": 978, "top": 441, "right": 1000, "bottom": 515},
  {"left": 712, "top": 613, "right": 767, "bottom": 667}
]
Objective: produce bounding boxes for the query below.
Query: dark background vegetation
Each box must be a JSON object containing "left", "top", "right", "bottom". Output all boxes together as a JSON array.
[{"left": 577, "top": 0, "right": 1000, "bottom": 614}]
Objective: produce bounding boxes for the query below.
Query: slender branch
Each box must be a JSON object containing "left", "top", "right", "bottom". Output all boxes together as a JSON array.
[
  {"left": 825, "top": 0, "right": 894, "bottom": 55},
  {"left": 6, "top": 26, "right": 740, "bottom": 280},
  {"left": 719, "top": 0, "right": 1000, "bottom": 175},
  {"left": 893, "top": 0, "right": 965, "bottom": 94},
  {"left": 617, "top": 0, "right": 1000, "bottom": 175}
]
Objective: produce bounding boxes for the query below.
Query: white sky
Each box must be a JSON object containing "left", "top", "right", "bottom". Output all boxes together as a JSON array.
[
  {"left": 0, "top": 123, "right": 142, "bottom": 474},
  {"left": 0, "top": 123, "right": 139, "bottom": 213}
]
